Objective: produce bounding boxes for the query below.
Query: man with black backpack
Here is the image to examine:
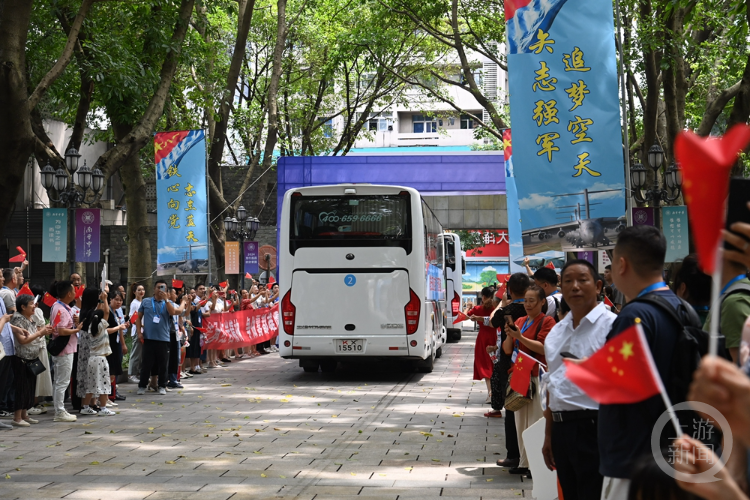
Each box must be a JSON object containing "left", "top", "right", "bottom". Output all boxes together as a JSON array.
[
  {"left": 533, "top": 267, "right": 561, "bottom": 322},
  {"left": 598, "top": 225, "right": 707, "bottom": 500}
]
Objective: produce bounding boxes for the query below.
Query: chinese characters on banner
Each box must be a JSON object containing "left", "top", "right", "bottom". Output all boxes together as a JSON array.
[
  {"left": 662, "top": 206, "right": 689, "bottom": 262},
  {"left": 42, "top": 209, "right": 67, "bottom": 262},
  {"left": 155, "top": 130, "right": 209, "bottom": 275},
  {"left": 75, "top": 209, "right": 100, "bottom": 262},
  {"left": 202, "top": 304, "right": 278, "bottom": 351},
  {"left": 244, "top": 241, "right": 259, "bottom": 275},
  {"left": 225, "top": 241, "right": 240, "bottom": 275},
  {"left": 506, "top": 0, "right": 626, "bottom": 255}
]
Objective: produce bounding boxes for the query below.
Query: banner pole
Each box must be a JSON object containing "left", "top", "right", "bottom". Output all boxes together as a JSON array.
[
  {"left": 614, "top": 0, "right": 633, "bottom": 227},
  {"left": 205, "top": 130, "right": 212, "bottom": 285}
]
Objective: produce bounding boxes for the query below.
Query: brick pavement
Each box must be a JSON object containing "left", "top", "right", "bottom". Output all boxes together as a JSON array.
[{"left": 0, "top": 330, "right": 533, "bottom": 499}]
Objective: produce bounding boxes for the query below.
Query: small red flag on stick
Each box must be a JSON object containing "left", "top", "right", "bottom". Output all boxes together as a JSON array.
[
  {"left": 17, "top": 283, "right": 33, "bottom": 297},
  {"left": 510, "top": 353, "right": 540, "bottom": 395},
  {"left": 9, "top": 246, "right": 26, "bottom": 263},
  {"left": 43, "top": 293, "right": 56, "bottom": 307},
  {"left": 674, "top": 124, "right": 750, "bottom": 274},
  {"left": 565, "top": 322, "right": 661, "bottom": 405},
  {"left": 452, "top": 311, "right": 468, "bottom": 324}
]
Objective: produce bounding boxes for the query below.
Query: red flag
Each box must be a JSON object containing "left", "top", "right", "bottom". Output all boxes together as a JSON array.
[
  {"left": 51, "top": 310, "right": 62, "bottom": 328},
  {"left": 510, "top": 352, "right": 538, "bottom": 394},
  {"left": 74, "top": 285, "right": 84, "bottom": 299},
  {"left": 130, "top": 312, "right": 139, "bottom": 324},
  {"left": 17, "top": 283, "right": 33, "bottom": 297},
  {"left": 675, "top": 124, "right": 750, "bottom": 273},
  {"left": 564, "top": 322, "right": 662, "bottom": 404},
  {"left": 9, "top": 246, "right": 26, "bottom": 263},
  {"left": 43, "top": 293, "right": 56, "bottom": 307},
  {"left": 172, "top": 279, "right": 184, "bottom": 289},
  {"left": 503, "top": 129, "right": 512, "bottom": 159},
  {"left": 452, "top": 311, "right": 468, "bottom": 324},
  {"left": 268, "top": 275, "right": 276, "bottom": 284},
  {"left": 603, "top": 295, "right": 614, "bottom": 308},
  {"left": 218, "top": 281, "right": 228, "bottom": 288},
  {"left": 245, "top": 272, "right": 252, "bottom": 279},
  {"left": 545, "top": 262, "right": 556, "bottom": 270}
]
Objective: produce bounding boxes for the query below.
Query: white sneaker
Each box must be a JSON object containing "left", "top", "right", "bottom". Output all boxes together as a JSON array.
[
  {"left": 80, "top": 407, "right": 97, "bottom": 415},
  {"left": 97, "top": 408, "right": 116, "bottom": 416},
  {"left": 128, "top": 376, "right": 140, "bottom": 384},
  {"left": 158, "top": 387, "right": 167, "bottom": 395},
  {"left": 54, "top": 412, "right": 77, "bottom": 422},
  {"left": 27, "top": 406, "right": 43, "bottom": 415},
  {"left": 24, "top": 417, "right": 39, "bottom": 424},
  {"left": 137, "top": 387, "right": 146, "bottom": 395},
  {"left": 106, "top": 401, "right": 118, "bottom": 407}
]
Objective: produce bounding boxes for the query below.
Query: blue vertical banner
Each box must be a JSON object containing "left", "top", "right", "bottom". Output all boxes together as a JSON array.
[
  {"left": 155, "top": 130, "right": 209, "bottom": 275},
  {"left": 506, "top": 0, "right": 626, "bottom": 255},
  {"left": 662, "top": 206, "right": 689, "bottom": 263},
  {"left": 503, "top": 130, "right": 524, "bottom": 274},
  {"left": 42, "top": 208, "right": 68, "bottom": 262}
]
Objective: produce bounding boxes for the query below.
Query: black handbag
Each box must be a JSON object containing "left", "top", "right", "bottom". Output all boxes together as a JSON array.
[
  {"left": 23, "top": 357, "right": 46, "bottom": 377},
  {"left": 47, "top": 333, "right": 70, "bottom": 356}
]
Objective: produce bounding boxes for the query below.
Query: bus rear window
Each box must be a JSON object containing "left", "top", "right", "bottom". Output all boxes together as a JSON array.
[{"left": 289, "top": 194, "right": 412, "bottom": 254}]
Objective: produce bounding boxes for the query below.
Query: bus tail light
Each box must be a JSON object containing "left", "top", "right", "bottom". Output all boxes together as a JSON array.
[
  {"left": 281, "top": 290, "right": 296, "bottom": 335},
  {"left": 404, "top": 288, "right": 420, "bottom": 335},
  {"left": 451, "top": 291, "right": 460, "bottom": 315}
]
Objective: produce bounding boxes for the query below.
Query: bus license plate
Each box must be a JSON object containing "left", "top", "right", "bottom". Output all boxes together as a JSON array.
[{"left": 336, "top": 340, "right": 364, "bottom": 353}]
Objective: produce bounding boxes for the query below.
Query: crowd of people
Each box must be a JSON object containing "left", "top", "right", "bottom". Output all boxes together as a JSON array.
[
  {"left": 0, "top": 270, "right": 279, "bottom": 426},
  {"left": 467, "top": 215, "right": 750, "bottom": 500}
]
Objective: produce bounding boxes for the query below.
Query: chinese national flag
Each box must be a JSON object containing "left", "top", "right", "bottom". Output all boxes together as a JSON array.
[
  {"left": 43, "top": 293, "right": 56, "bottom": 307},
  {"left": 510, "top": 352, "right": 538, "bottom": 395},
  {"left": 218, "top": 281, "right": 228, "bottom": 288},
  {"left": 564, "top": 322, "right": 662, "bottom": 404},
  {"left": 245, "top": 272, "right": 252, "bottom": 279},
  {"left": 545, "top": 262, "right": 556, "bottom": 270},
  {"left": 9, "top": 246, "right": 26, "bottom": 263},
  {"left": 603, "top": 295, "right": 614, "bottom": 308},
  {"left": 51, "top": 310, "right": 63, "bottom": 328},
  {"left": 452, "top": 311, "right": 468, "bottom": 324},
  {"left": 268, "top": 275, "right": 276, "bottom": 284},
  {"left": 130, "top": 312, "right": 139, "bottom": 324},
  {"left": 17, "top": 283, "right": 33, "bottom": 297},
  {"left": 74, "top": 285, "right": 84, "bottom": 299},
  {"left": 674, "top": 124, "right": 750, "bottom": 273}
]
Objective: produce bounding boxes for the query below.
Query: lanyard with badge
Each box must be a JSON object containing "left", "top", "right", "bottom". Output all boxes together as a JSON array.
[
  {"left": 511, "top": 317, "right": 534, "bottom": 363},
  {"left": 637, "top": 281, "right": 667, "bottom": 298},
  {"left": 721, "top": 274, "right": 747, "bottom": 296},
  {"left": 151, "top": 298, "right": 165, "bottom": 324}
]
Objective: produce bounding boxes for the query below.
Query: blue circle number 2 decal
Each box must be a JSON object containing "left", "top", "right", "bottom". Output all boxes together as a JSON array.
[{"left": 344, "top": 274, "right": 356, "bottom": 287}]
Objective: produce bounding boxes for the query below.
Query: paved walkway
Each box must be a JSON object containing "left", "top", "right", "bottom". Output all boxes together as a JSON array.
[{"left": 1, "top": 330, "right": 533, "bottom": 499}]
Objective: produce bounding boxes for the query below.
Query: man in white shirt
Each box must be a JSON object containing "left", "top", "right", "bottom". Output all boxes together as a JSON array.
[{"left": 542, "top": 259, "right": 616, "bottom": 500}]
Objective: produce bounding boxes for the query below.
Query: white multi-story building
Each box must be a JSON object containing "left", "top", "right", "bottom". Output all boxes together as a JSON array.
[{"left": 346, "top": 52, "right": 507, "bottom": 150}]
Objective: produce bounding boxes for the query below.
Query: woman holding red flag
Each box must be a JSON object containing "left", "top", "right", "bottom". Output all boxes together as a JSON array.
[
  {"left": 502, "top": 284, "right": 555, "bottom": 477},
  {"left": 468, "top": 287, "right": 498, "bottom": 403}
]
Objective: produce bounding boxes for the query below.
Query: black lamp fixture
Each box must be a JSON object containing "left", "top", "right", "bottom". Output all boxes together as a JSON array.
[
  {"left": 40, "top": 147, "right": 106, "bottom": 274},
  {"left": 224, "top": 205, "right": 261, "bottom": 289},
  {"left": 630, "top": 140, "right": 683, "bottom": 228}
]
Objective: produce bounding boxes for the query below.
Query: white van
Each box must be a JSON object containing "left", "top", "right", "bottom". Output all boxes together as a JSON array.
[
  {"left": 443, "top": 232, "right": 464, "bottom": 342},
  {"left": 278, "top": 184, "right": 446, "bottom": 373}
]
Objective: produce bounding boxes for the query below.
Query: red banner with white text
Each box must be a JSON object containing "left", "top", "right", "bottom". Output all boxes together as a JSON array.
[{"left": 202, "top": 304, "right": 279, "bottom": 351}]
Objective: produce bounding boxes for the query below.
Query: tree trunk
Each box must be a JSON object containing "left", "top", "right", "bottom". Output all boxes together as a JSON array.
[
  {"left": 113, "top": 121, "right": 153, "bottom": 291},
  {"left": 0, "top": 0, "right": 35, "bottom": 239}
]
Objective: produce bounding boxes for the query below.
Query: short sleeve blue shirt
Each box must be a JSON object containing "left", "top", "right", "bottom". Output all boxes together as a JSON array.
[{"left": 138, "top": 298, "right": 171, "bottom": 342}]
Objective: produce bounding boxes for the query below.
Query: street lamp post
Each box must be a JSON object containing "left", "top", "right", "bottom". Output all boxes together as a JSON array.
[
  {"left": 630, "top": 141, "right": 683, "bottom": 230},
  {"left": 223, "top": 206, "right": 259, "bottom": 290},
  {"left": 40, "top": 148, "right": 105, "bottom": 275}
]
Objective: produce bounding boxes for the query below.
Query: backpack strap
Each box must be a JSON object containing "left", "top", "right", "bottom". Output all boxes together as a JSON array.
[{"left": 626, "top": 293, "right": 701, "bottom": 329}]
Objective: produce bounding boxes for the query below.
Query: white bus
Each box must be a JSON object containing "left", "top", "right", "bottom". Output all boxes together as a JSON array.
[
  {"left": 443, "top": 232, "right": 465, "bottom": 342},
  {"left": 278, "top": 184, "right": 446, "bottom": 373}
]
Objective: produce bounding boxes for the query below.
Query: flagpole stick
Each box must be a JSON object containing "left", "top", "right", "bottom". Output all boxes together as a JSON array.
[
  {"left": 658, "top": 386, "right": 684, "bottom": 438},
  {"left": 708, "top": 250, "right": 723, "bottom": 357}
]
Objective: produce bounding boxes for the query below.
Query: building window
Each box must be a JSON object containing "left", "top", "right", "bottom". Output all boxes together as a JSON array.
[
  {"left": 412, "top": 114, "right": 437, "bottom": 133},
  {"left": 460, "top": 114, "right": 475, "bottom": 129},
  {"left": 367, "top": 111, "right": 392, "bottom": 132},
  {"left": 319, "top": 118, "right": 333, "bottom": 138}
]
